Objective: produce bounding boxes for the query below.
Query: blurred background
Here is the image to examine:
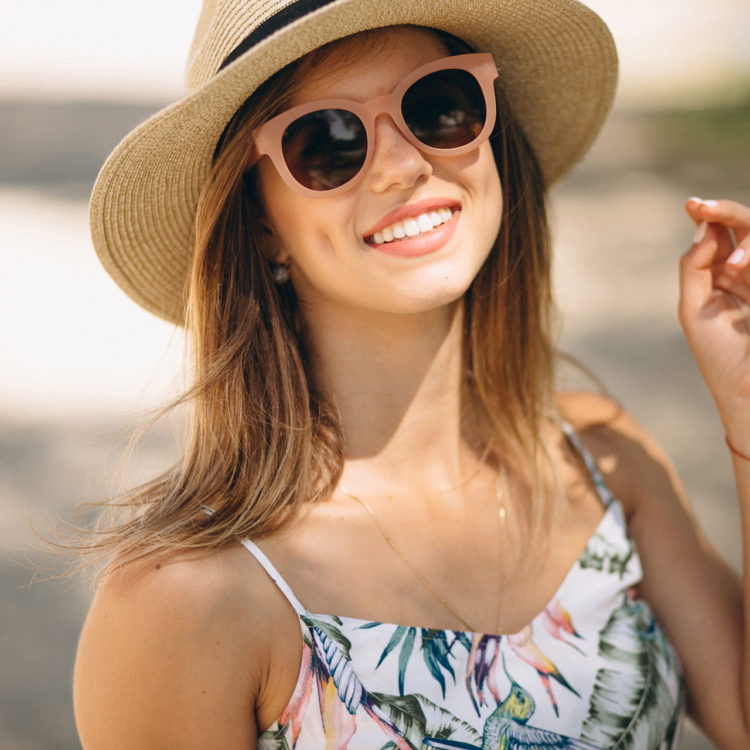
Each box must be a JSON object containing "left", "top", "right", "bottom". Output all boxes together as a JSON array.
[{"left": 1, "top": 1, "right": 749, "bottom": 747}]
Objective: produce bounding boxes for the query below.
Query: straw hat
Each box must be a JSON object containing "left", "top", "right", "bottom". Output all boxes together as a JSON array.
[{"left": 90, "top": 0, "right": 618, "bottom": 324}]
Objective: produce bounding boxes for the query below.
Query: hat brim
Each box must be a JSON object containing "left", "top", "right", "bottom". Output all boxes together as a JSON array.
[{"left": 90, "top": 0, "right": 617, "bottom": 324}]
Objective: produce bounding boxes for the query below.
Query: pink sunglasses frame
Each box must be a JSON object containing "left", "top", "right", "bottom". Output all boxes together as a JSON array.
[{"left": 247, "top": 52, "right": 499, "bottom": 198}]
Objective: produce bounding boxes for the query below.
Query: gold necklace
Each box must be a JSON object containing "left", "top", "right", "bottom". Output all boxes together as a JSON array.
[{"left": 338, "top": 474, "right": 506, "bottom": 633}]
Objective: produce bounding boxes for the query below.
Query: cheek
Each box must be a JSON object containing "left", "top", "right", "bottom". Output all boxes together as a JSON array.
[
  {"left": 257, "top": 161, "right": 296, "bottom": 229},
  {"left": 480, "top": 148, "right": 503, "bottom": 209},
  {"left": 258, "top": 163, "right": 361, "bottom": 261},
  {"left": 474, "top": 149, "right": 503, "bottom": 241},
  {"left": 257, "top": 164, "right": 321, "bottom": 256},
  {"left": 259, "top": 189, "right": 357, "bottom": 288}
]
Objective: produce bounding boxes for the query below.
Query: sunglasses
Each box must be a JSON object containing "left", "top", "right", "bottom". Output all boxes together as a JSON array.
[{"left": 248, "top": 53, "right": 498, "bottom": 197}]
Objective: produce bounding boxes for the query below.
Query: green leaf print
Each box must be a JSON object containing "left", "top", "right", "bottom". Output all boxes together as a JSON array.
[
  {"left": 417, "top": 695, "right": 482, "bottom": 745},
  {"left": 399, "top": 628, "right": 418, "bottom": 695},
  {"left": 256, "top": 725, "right": 291, "bottom": 750},
  {"left": 423, "top": 641, "right": 448, "bottom": 697},
  {"left": 378, "top": 626, "right": 410, "bottom": 668},
  {"left": 580, "top": 593, "right": 682, "bottom": 749},
  {"left": 579, "top": 532, "right": 634, "bottom": 579},
  {"left": 374, "top": 625, "right": 462, "bottom": 697},
  {"left": 422, "top": 630, "right": 457, "bottom": 698},
  {"left": 370, "top": 692, "right": 483, "bottom": 750},
  {"left": 370, "top": 693, "right": 426, "bottom": 750},
  {"left": 304, "top": 615, "right": 353, "bottom": 660}
]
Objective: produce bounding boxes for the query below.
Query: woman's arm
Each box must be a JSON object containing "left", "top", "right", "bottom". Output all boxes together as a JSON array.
[
  {"left": 676, "top": 197, "right": 750, "bottom": 743},
  {"left": 593, "top": 407, "right": 745, "bottom": 749},
  {"left": 74, "top": 548, "right": 271, "bottom": 749},
  {"left": 585, "top": 199, "right": 750, "bottom": 749}
]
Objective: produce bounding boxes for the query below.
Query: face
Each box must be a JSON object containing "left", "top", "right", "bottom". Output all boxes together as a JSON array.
[{"left": 255, "top": 27, "right": 503, "bottom": 321}]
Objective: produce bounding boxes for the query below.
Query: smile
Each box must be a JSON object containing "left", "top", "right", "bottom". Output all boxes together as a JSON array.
[{"left": 366, "top": 207, "right": 458, "bottom": 245}]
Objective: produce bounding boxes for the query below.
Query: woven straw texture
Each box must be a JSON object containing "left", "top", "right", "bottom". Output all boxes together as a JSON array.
[{"left": 90, "top": 0, "right": 617, "bottom": 323}]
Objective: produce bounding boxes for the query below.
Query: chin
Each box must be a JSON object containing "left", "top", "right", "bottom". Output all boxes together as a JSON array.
[{"left": 388, "top": 281, "right": 475, "bottom": 315}]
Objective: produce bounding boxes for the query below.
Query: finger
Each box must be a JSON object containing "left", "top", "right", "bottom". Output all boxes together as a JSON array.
[
  {"left": 680, "top": 229, "right": 721, "bottom": 314},
  {"left": 726, "top": 243, "right": 749, "bottom": 270},
  {"left": 715, "top": 280, "right": 750, "bottom": 309},
  {"left": 711, "top": 243, "right": 750, "bottom": 303},
  {"left": 689, "top": 220, "right": 734, "bottom": 266},
  {"left": 679, "top": 223, "right": 745, "bottom": 318},
  {"left": 685, "top": 196, "right": 712, "bottom": 225},
  {"left": 685, "top": 197, "right": 750, "bottom": 244}
]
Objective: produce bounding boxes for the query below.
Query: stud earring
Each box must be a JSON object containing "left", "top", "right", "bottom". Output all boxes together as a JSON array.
[{"left": 271, "top": 262, "right": 290, "bottom": 284}]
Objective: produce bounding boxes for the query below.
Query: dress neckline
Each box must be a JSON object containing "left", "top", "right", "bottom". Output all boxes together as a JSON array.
[
  {"left": 243, "top": 421, "right": 618, "bottom": 636},
  {"left": 244, "top": 497, "right": 622, "bottom": 639}
]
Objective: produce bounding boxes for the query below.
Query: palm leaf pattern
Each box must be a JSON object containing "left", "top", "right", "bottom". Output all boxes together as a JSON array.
[
  {"left": 257, "top": 726, "right": 292, "bottom": 750},
  {"left": 311, "top": 623, "right": 364, "bottom": 712},
  {"left": 256, "top": 489, "right": 683, "bottom": 749},
  {"left": 369, "top": 691, "right": 483, "bottom": 749},
  {"left": 367, "top": 623, "right": 469, "bottom": 698},
  {"left": 578, "top": 530, "right": 634, "bottom": 579},
  {"left": 304, "top": 616, "right": 413, "bottom": 749},
  {"left": 295, "top": 616, "right": 484, "bottom": 750},
  {"left": 580, "top": 592, "right": 683, "bottom": 749}
]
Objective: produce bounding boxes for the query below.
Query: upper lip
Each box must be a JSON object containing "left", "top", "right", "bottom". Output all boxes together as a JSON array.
[{"left": 363, "top": 198, "right": 461, "bottom": 239}]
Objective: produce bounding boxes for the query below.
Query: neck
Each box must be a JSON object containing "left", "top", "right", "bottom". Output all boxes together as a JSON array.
[{"left": 304, "top": 300, "right": 485, "bottom": 491}]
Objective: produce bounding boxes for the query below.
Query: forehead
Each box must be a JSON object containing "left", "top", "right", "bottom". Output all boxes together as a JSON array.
[{"left": 289, "top": 27, "right": 450, "bottom": 103}]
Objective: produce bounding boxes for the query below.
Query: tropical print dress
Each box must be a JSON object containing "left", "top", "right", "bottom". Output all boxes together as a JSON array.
[{"left": 243, "top": 426, "right": 684, "bottom": 749}]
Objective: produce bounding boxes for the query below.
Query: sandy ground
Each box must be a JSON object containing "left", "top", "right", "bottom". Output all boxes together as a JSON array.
[{"left": 2, "top": 103, "right": 749, "bottom": 748}]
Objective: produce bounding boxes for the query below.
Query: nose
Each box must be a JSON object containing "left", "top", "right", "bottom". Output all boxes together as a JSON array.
[{"left": 364, "top": 114, "right": 432, "bottom": 194}]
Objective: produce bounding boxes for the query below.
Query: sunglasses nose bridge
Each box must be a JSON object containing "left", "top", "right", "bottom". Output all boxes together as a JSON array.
[
  {"left": 362, "top": 106, "right": 434, "bottom": 195},
  {"left": 361, "top": 90, "right": 406, "bottom": 137}
]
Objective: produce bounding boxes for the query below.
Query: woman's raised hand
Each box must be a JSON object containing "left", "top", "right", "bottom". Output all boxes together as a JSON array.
[{"left": 680, "top": 198, "right": 750, "bottom": 437}]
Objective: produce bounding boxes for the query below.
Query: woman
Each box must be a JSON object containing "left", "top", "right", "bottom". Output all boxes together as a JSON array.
[{"left": 74, "top": 1, "right": 750, "bottom": 748}]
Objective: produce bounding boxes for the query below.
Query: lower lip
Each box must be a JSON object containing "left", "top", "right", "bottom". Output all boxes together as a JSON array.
[{"left": 365, "top": 212, "right": 460, "bottom": 257}]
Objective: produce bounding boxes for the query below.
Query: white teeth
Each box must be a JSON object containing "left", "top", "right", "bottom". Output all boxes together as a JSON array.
[
  {"left": 367, "top": 207, "right": 456, "bottom": 245},
  {"left": 417, "top": 214, "right": 433, "bottom": 233},
  {"left": 404, "top": 219, "right": 420, "bottom": 237}
]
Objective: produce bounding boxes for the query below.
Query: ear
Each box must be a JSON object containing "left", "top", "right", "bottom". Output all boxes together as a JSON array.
[{"left": 257, "top": 216, "right": 290, "bottom": 265}]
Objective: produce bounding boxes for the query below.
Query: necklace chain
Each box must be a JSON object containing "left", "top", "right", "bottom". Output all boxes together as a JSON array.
[{"left": 338, "top": 476, "right": 506, "bottom": 633}]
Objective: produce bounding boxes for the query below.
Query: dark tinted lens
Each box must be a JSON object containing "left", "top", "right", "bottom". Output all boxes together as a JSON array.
[
  {"left": 281, "top": 109, "right": 367, "bottom": 191},
  {"left": 402, "top": 68, "right": 487, "bottom": 149}
]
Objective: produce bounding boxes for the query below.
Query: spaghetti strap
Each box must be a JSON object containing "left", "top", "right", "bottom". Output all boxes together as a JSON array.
[
  {"left": 559, "top": 420, "right": 615, "bottom": 509},
  {"left": 240, "top": 539, "right": 310, "bottom": 617}
]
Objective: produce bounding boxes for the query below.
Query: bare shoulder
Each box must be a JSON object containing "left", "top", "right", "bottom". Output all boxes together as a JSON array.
[
  {"left": 556, "top": 390, "right": 683, "bottom": 516},
  {"left": 74, "top": 543, "right": 298, "bottom": 749},
  {"left": 555, "top": 391, "right": 734, "bottom": 579},
  {"left": 89, "top": 543, "right": 276, "bottom": 636},
  {"left": 556, "top": 389, "right": 652, "bottom": 444}
]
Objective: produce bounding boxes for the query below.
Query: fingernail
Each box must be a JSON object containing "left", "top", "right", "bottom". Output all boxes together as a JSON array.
[
  {"left": 687, "top": 196, "right": 703, "bottom": 204},
  {"left": 702, "top": 199, "right": 719, "bottom": 207},
  {"left": 693, "top": 221, "right": 707, "bottom": 243},
  {"left": 728, "top": 247, "right": 746, "bottom": 266}
]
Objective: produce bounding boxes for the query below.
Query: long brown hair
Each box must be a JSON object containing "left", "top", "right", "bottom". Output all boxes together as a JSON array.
[{"left": 71, "top": 27, "right": 554, "bottom": 577}]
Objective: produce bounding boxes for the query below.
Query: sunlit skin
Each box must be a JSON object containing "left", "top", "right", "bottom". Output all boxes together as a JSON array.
[
  {"left": 255, "top": 27, "right": 505, "bottom": 510},
  {"left": 256, "top": 28, "right": 503, "bottom": 325},
  {"left": 72, "top": 22, "right": 750, "bottom": 750}
]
